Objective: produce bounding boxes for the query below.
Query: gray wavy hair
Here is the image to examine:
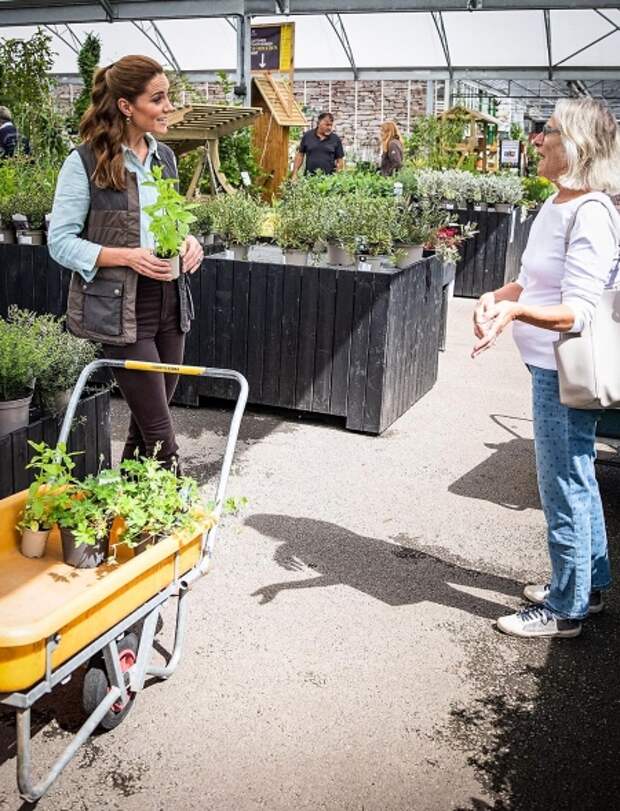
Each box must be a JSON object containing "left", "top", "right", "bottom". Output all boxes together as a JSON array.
[{"left": 554, "top": 98, "right": 620, "bottom": 194}]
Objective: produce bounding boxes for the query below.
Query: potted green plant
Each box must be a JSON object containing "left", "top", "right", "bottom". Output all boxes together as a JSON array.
[
  {"left": 17, "top": 441, "right": 78, "bottom": 558},
  {"left": 209, "top": 192, "right": 266, "bottom": 260},
  {"left": 273, "top": 181, "right": 322, "bottom": 265},
  {"left": 339, "top": 194, "right": 396, "bottom": 270},
  {"left": 493, "top": 174, "right": 524, "bottom": 213},
  {"left": 0, "top": 308, "right": 51, "bottom": 437},
  {"left": 392, "top": 200, "right": 443, "bottom": 269},
  {"left": 190, "top": 199, "right": 216, "bottom": 246},
  {"left": 32, "top": 315, "right": 99, "bottom": 415},
  {"left": 0, "top": 161, "right": 17, "bottom": 244},
  {"left": 11, "top": 160, "right": 57, "bottom": 245},
  {"left": 143, "top": 165, "right": 198, "bottom": 278}
]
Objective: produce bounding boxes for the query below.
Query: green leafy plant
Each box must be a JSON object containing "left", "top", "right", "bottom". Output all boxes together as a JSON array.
[
  {"left": 143, "top": 165, "right": 198, "bottom": 258},
  {"left": 189, "top": 199, "right": 215, "bottom": 238},
  {"left": 66, "top": 33, "right": 101, "bottom": 134},
  {"left": 209, "top": 192, "right": 266, "bottom": 246},
  {"left": 522, "top": 175, "right": 555, "bottom": 206},
  {"left": 273, "top": 180, "right": 323, "bottom": 251},
  {"left": 393, "top": 199, "right": 448, "bottom": 247},
  {"left": 300, "top": 169, "right": 394, "bottom": 199},
  {"left": 18, "top": 441, "right": 79, "bottom": 532},
  {"left": 9, "top": 158, "right": 58, "bottom": 228},
  {"left": 323, "top": 192, "right": 398, "bottom": 257},
  {"left": 404, "top": 111, "right": 470, "bottom": 170},
  {"left": 0, "top": 307, "right": 53, "bottom": 401}
]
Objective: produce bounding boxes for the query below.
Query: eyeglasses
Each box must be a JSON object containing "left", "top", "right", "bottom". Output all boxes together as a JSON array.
[{"left": 542, "top": 124, "right": 562, "bottom": 137}]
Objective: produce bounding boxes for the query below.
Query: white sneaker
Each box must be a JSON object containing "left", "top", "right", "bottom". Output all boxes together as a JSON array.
[
  {"left": 497, "top": 605, "right": 582, "bottom": 638},
  {"left": 523, "top": 583, "right": 604, "bottom": 614}
]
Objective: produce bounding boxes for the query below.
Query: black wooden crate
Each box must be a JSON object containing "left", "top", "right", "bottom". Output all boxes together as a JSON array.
[
  {"left": 451, "top": 207, "right": 535, "bottom": 298},
  {"left": 0, "top": 389, "right": 112, "bottom": 499}
]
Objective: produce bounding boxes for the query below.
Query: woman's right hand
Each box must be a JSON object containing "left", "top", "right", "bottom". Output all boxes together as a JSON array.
[
  {"left": 473, "top": 292, "right": 496, "bottom": 339},
  {"left": 126, "top": 247, "right": 174, "bottom": 281}
]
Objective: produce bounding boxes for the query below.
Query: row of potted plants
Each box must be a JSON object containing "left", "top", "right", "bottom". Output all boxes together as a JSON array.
[
  {"left": 0, "top": 307, "right": 98, "bottom": 437},
  {"left": 18, "top": 440, "right": 213, "bottom": 567},
  {"left": 413, "top": 169, "right": 525, "bottom": 211}
]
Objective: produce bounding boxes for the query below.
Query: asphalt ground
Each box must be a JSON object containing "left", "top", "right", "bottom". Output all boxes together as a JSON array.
[{"left": 1, "top": 297, "right": 619, "bottom": 811}]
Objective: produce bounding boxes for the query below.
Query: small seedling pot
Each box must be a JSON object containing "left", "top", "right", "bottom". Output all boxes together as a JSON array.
[
  {"left": 160, "top": 255, "right": 180, "bottom": 279},
  {"left": 21, "top": 528, "right": 49, "bottom": 558},
  {"left": 0, "top": 392, "right": 33, "bottom": 438},
  {"left": 60, "top": 527, "right": 109, "bottom": 569}
]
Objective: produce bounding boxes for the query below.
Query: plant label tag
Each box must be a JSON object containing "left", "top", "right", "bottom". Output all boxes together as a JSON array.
[
  {"left": 445, "top": 203, "right": 455, "bottom": 210},
  {"left": 359, "top": 261, "right": 372, "bottom": 271},
  {"left": 241, "top": 171, "right": 251, "bottom": 187}
]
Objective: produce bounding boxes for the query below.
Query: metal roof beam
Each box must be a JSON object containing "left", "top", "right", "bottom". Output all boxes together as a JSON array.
[
  {"left": 131, "top": 20, "right": 182, "bottom": 74},
  {"left": 431, "top": 11, "right": 452, "bottom": 79},
  {"left": 326, "top": 14, "right": 358, "bottom": 81},
  {"left": 43, "top": 24, "right": 83, "bottom": 55},
  {"left": 543, "top": 9, "right": 552, "bottom": 80},
  {"left": 553, "top": 10, "right": 620, "bottom": 69}
]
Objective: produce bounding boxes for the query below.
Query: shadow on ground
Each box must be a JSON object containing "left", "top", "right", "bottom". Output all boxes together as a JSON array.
[
  {"left": 446, "top": 463, "right": 620, "bottom": 811},
  {"left": 247, "top": 514, "right": 524, "bottom": 620}
]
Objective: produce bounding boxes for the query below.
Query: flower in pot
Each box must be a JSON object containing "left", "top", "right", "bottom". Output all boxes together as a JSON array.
[
  {"left": 143, "top": 165, "right": 198, "bottom": 278},
  {"left": 0, "top": 307, "right": 52, "bottom": 437},
  {"left": 32, "top": 315, "right": 98, "bottom": 415},
  {"left": 209, "top": 192, "right": 266, "bottom": 260},
  {"left": 273, "top": 181, "right": 322, "bottom": 265},
  {"left": 18, "top": 441, "right": 78, "bottom": 558}
]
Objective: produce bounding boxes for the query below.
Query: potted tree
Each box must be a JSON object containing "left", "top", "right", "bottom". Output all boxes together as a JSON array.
[
  {"left": 144, "top": 165, "right": 197, "bottom": 278},
  {"left": 0, "top": 308, "right": 50, "bottom": 437},
  {"left": 210, "top": 192, "right": 266, "bottom": 261}
]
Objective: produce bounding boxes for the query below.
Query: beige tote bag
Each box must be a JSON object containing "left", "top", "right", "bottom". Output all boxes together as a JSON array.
[{"left": 554, "top": 198, "right": 620, "bottom": 409}]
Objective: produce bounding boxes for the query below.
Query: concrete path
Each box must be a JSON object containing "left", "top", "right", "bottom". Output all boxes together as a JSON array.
[{"left": 1, "top": 298, "right": 619, "bottom": 811}]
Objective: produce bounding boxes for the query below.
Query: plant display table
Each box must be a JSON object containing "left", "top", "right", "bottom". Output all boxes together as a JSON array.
[
  {"left": 450, "top": 206, "right": 535, "bottom": 298},
  {"left": 0, "top": 388, "right": 111, "bottom": 499},
  {"left": 176, "top": 250, "right": 445, "bottom": 434}
]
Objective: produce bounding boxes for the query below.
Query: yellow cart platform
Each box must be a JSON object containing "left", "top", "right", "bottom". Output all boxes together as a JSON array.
[{"left": 0, "top": 359, "right": 248, "bottom": 803}]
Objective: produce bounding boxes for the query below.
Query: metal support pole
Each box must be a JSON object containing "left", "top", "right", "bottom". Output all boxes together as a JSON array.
[{"left": 236, "top": 14, "right": 252, "bottom": 106}]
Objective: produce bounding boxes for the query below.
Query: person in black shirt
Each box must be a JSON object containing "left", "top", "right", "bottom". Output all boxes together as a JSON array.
[
  {"left": 292, "top": 111, "right": 344, "bottom": 178},
  {"left": 0, "top": 106, "right": 30, "bottom": 158}
]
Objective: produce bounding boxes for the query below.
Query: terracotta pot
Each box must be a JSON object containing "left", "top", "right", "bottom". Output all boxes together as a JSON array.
[
  {"left": 21, "top": 528, "right": 49, "bottom": 558},
  {"left": 60, "top": 527, "right": 109, "bottom": 569},
  {"left": 0, "top": 392, "right": 33, "bottom": 438}
]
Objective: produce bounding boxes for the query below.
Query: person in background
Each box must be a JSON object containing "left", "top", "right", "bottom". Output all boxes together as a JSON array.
[
  {"left": 291, "top": 111, "right": 344, "bottom": 179},
  {"left": 379, "top": 120, "right": 403, "bottom": 176},
  {"left": 472, "top": 98, "right": 620, "bottom": 639},
  {"left": 48, "top": 55, "right": 203, "bottom": 470},
  {"left": 0, "top": 106, "right": 30, "bottom": 157}
]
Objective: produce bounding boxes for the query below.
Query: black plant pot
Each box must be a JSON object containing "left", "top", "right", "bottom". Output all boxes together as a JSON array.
[{"left": 60, "top": 527, "right": 109, "bottom": 569}]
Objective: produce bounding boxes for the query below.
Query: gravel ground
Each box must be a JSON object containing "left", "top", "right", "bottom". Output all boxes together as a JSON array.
[{"left": 1, "top": 297, "right": 619, "bottom": 811}]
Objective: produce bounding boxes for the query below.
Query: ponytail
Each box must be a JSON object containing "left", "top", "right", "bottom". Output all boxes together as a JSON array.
[{"left": 79, "top": 55, "right": 163, "bottom": 191}]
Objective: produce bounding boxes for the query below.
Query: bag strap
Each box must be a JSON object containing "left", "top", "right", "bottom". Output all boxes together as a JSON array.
[{"left": 564, "top": 196, "right": 620, "bottom": 287}]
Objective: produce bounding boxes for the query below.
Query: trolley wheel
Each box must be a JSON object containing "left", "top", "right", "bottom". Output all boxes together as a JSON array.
[{"left": 82, "top": 633, "right": 139, "bottom": 731}]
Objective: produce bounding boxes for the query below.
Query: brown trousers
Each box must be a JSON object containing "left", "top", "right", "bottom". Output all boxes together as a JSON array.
[{"left": 102, "top": 275, "right": 185, "bottom": 468}]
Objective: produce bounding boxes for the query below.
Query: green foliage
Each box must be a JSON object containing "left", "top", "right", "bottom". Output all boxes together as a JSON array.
[
  {"left": 66, "top": 33, "right": 101, "bottom": 134},
  {"left": 209, "top": 192, "right": 266, "bottom": 246},
  {"left": 219, "top": 127, "right": 264, "bottom": 190},
  {"left": 143, "top": 165, "right": 197, "bottom": 257},
  {"left": 18, "top": 441, "right": 78, "bottom": 532},
  {"left": 273, "top": 180, "right": 323, "bottom": 250},
  {"left": 8, "top": 157, "right": 58, "bottom": 228},
  {"left": 0, "top": 160, "right": 18, "bottom": 225},
  {"left": 300, "top": 169, "right": 394, "bottom": 198},
  {"left": 0, "top": 29, "right": 68, "bottom": 161},
  {"left": 404, "top": 111, "right": 470, "bottom": 170},
  {"left": 323, "top": 192, "right": 398, "bottom": 256},
  {"left": 393, "top": 199, "right": 448, "bottom": 247},
  {"left": 0, "top": 307, "right": 52, "bottom": 400},
  {"left": 522, "top": 175, "right": 556, "bottom": 206},
  {"left": 189, "top": 199, "right": 215, "bottom": 237}
]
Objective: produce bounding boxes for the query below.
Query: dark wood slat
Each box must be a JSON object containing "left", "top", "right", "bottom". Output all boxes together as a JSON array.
[
  {"left": 261, "top": 263, "right": 283, "bottom": 406},
  {"left": 11, "top": 426, "right": 29, "bottom": 493},
  {"left": 330, "top": 269, "right": 355, "bottom": 418},
  {"left": 18, "top": 245, "right": 35, "bottom": 311},
  {"left": 295, "top": 265, "right": 319, "bottom": 411},
  {"left": 231, "top": 260, "right": 250, "bottom": 378},
  {"left": 346, "top": 272, "right": 373, "bottom": 432},
  {"left": 25, "top": 418, "right": 44, "bottom": 486},
  {"left": 278, "top": 265, "right": 302, "bottom": 409},
  {"left": 246, "top": 261, "right": 267, "bottom": 403},
  {"left": 312, "top": 267, "right": 337, "bottom": 414},
  {"left": 364, "top": 275, "right": 390, "bottom": 434},
  {"left": 0, "top": 434, "right": 13, "bottom": 497}
]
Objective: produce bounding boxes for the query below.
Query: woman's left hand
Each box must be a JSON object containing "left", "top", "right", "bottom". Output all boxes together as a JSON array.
[
  {"left": 181, "top": 235, "right": 204, "bottom": 274},
  {"left": 471, "top": 300, "right": 522, "bottom": 358}
]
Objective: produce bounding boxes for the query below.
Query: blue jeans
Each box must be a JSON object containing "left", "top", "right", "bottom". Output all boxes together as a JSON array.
[{"left": 531, "top": 366, "right": 611, "bottom": 619}]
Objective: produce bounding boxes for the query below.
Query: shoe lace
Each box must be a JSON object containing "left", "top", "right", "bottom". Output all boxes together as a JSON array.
[{"left": 518, "top": 605, "right": 551, "bottom": 625}]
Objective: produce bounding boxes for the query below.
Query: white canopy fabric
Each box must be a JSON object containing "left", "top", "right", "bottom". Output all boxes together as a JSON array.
[{"left": 1, "top": 8, "right": 619, "bottom": 76}]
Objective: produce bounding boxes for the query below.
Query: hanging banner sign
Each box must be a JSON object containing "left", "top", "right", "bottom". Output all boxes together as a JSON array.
[{"left": 251, "top": 23, "right": 294, "bottom": 73}]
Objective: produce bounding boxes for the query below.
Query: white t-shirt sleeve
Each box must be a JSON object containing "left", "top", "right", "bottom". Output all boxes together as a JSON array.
[{"left": 562, "top": 202, "right": 618, "bottom": 333}]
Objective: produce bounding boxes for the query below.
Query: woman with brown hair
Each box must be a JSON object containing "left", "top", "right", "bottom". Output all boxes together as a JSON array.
[
  {"left": 48, "top": 55, "right": 203, "bottom": 469},
  {"left": 379, "top": 120, "right": 404, "bottom": 176}
]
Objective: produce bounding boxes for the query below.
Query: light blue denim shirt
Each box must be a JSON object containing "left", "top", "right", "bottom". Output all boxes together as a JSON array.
[{"left": 48, "top": 133, "right": 172, "bottom": 281}]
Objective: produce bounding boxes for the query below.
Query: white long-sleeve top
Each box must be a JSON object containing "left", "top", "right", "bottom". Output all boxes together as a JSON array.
[{"left": 512, "top": 191, "right": 620, "bottom": 370}]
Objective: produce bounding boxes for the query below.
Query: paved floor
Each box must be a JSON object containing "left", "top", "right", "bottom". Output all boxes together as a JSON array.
[{"left": 1, "top": 298, "right": 619, "bottom": 811}]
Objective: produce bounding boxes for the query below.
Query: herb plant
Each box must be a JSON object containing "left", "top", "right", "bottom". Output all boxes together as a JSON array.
[
  {"left": 209, "top": 192, "right": 266, "bottom": 246},
  {"left": 143, "top": 165, "right": 198, "bottom": 258}
]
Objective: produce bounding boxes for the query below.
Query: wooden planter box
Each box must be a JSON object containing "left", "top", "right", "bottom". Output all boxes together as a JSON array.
[
  {"left": 0, "top": 388, "right": 112, "bottom": 499},
  {"left": 0, "top": 245, "right": 445, "bottom": 435},
  {"left": 450, "top": 206, "right": 535, "bottom": 298},
  {"left": 176, "top": 253, "right": 445, "bottom": 434}
]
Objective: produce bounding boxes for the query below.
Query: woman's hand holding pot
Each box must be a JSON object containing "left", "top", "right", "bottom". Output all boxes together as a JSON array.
[
  {"left": 127, "top": 247, "right": 175, "bottom": 281},
  {"left": 180, "top": 235, "right": 204, "bottom": 274}
]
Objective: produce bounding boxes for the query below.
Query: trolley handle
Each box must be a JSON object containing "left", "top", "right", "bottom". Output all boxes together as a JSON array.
[{"left": 58, "top": 359, "right": 249, "bottom": 531}]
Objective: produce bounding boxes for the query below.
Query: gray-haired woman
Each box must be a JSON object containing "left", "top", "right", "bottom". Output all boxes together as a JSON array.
[{"left": 472, "top": 98, "right": 620, "bottom": 638}]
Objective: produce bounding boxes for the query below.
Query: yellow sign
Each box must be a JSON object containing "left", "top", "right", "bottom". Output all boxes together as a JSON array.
[{"left": 251, "top": 23, "right": 295, "bottom": 73}]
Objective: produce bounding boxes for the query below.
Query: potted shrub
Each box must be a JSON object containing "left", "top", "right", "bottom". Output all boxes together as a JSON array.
[
  {"left": 0, "top": 308, "right": 51, "bottom": 437},
  {"left": 344, "top": 194, "right": 396, "bottom": 270},
  {"left": 0, "top": 161, "right": 17, "bottom": 244},
  {"left": 493, "top": 174, "right": 524, "bottom": 213},
  {"left": 479, "top": 174, "right": 502, "bottom": 210},
  {"left": 190, "top": 199, "right": 215, "bottom": 246},
  {"left": 273, "top": 181, "right": 322, "bottom": 265},
  {"left": 392, "top": 200, "right": 444, "bottom": 269},
  {"left": 32, "top": 315, "right": 99, "bottom": 415},
  {"left": 209, "top": 192, "right": 266, "bottom": 260},
  {"left": 17, "top": 441, "right": 78, "bottom": 558},
  {"left": 144, "top": 165, "right": 198, "bottom": 278},
  {"left": 11, "top": 160, "right": 56, "bottom": 245}
]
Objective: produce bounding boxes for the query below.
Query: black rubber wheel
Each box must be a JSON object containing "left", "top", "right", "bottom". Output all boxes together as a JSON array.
[{"left": 82, "top": 632, "right": 139, "bottom": 731}]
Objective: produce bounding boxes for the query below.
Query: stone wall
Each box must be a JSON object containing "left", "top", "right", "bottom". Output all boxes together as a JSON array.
[{"left": 55, "top": 77, "right": 428, "bottom": 161}]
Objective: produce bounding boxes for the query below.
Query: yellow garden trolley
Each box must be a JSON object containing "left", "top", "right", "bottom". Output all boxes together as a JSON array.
[{"left": 0, "top": 359, "right": 248, "bottom": 802}]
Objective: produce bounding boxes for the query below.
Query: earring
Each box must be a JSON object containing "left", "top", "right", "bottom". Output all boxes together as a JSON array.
[{"left": 126, "top": 115, "right": 131, "bottom": 124}]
